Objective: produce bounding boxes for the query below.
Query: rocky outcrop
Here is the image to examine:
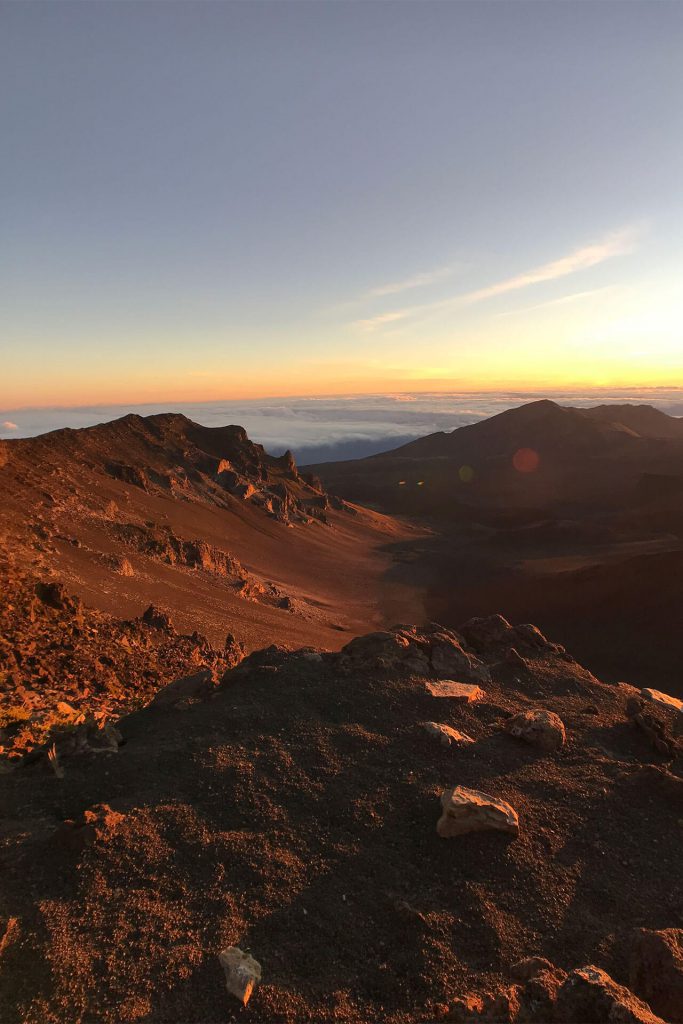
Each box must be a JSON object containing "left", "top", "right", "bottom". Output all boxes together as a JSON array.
[
  {"left": 626, "top": 693, "right": 681, "bottom": 758},
  {"left": 437, "top": 786, "right": 519, "bottom": 838},
  {"left": 555, "top": 965, "right": 665, "bottom": 1024},
  {"left": 141, "top": 604, "right": 175, "bottom": 632},
  {"left": 460, "top": 615, "right": 557, "bottom": 656},
  {"left": 339, "top": 623, "right": 489, "bottom": 682},
  {"left": 629, "top": 928, "right": 683, "bottom": 1023},
  {"left": 504, "top": 708, "right": 566, "bottom": 751},
  {"left": 105, "top": 461, "right": 149, "bottom": 491},
  {"left": 35, "top": 580, "right": 82, "bottom": 616},
  {"left": 451, "top": 960, "right": 665, "bottom": 1023}
]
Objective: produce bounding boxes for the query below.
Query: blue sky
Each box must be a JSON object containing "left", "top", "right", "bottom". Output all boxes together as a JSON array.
[{"left": 2, "top": 1, "right": 682, "bottom": 408}]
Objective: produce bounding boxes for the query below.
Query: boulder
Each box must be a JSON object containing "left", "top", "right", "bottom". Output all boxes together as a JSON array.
[
  {"left": 421, "top": 722, "right": 475, "bottom": 747},
  {"left": 555, "top": 966, "right": 665, "bottom": 1023},
  {"left": 629, "top": 928, "right": 683, "bottom": 1023},
  {"left": 218, "top": 946, "right": 261, "bottom": 1006},
  {"left": 459, "top": 614, "right": 514, "bottom": 651},
  {"left": 339, "top": 624, "right": 489, "bottom": 683},
  {"left": 505, "top": 709, "right": 566, "bottom": 751},
  {"left": 425, "top": 680, "right": 485, "bottom": 703},
  {"left": 513, "top": 624, "right": 549, "bottom": 650},
  {"left": 437, "top": 786, "right": 519, "bottom": 838},
  {"left": 341, "top": 630, "right": 430, "bottom": 675}
]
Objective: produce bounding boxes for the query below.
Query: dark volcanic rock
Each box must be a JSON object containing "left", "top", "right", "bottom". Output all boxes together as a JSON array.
[
  {"left": 141, "top": 604, "right": 175, "bottom": 632},
  {"left": 629, "top": 928, "right": 683, "bottom": 1023},
  {"left": 555, "top": 966, "right": 665, "bottom": 1024},
  {"left": 339, "top": 622, "right": 489, "bottom": 682}
]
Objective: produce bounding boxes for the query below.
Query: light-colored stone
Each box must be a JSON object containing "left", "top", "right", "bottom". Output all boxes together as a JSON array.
[
  {"left": 218, "top": 946, "right": 262, "bottom": 1006},
  {"left": 437, "top": 786, "right": 519, "bottom": 838},
  {"left": 505, "top": 708, "right": 566, "bottom": 751},
  {"left": 425, "top": 680, "right": 485, "bottom": 702},
  {"left": 421, "top": 722, "right": 475, "bottom": 747}
]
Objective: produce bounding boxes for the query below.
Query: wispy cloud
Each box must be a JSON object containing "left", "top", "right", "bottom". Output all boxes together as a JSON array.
[
  {"left": 352, "top": 224, "right": 642, "bottom": 331},
  {"left": 495, "top": 285, "right": 620, "bottom": 319},
  {"left": 368, "top": 264, "right": 459, "bottom": 298},
  {"left": 353, "top": 310, "right": 409, "bottom": 331},
  {"left": 1, "top": 420, "right": 18, "bottom": 431},
  {"left": 460, "top": 226, "right": 640, "bottom": 306}
]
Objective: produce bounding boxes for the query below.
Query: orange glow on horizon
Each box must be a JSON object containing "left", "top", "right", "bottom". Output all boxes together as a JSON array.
[{"left": 3, "top": 364, "right": 683, "bottom": 412}]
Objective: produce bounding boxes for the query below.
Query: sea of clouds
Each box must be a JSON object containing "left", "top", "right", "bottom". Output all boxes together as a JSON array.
[{"left": 2, "top": 388, "right": 683, "bottom": 463}]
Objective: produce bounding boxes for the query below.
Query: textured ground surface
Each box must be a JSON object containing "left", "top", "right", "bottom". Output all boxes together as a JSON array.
[{"left": 1, "top": 620, "right": 681, "bottom": 1023}]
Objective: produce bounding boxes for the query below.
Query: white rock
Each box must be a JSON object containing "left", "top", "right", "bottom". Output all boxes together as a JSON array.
[
  {"left": 421, "top": 722, "right": 475, "bottom": 747},
  {"left": 425, "top": 680, "right": 485, "bottom": 702},
  {"left": 437, "top": 786, "right": 519, "bottom": 838},
  {"left": 218, "top": 946, "right": 262, "bottom": 1006}
]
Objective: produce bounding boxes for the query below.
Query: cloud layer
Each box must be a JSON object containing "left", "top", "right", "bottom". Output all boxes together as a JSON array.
[{"left": 3, "top": 384, "right": 682, "bottom": 462}]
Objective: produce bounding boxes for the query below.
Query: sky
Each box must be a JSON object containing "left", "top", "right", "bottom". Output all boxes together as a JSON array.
[{"left": 1, "top": 1, "right": 682, "bottom": 411}]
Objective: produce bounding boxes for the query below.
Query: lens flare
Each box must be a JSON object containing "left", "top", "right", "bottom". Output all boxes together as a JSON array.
[
  {"left": 459, "top": 464, "right": 474, "bottom": 483},
  {"left": 512, "top": 447, "right": 540, "bottom": 473}
]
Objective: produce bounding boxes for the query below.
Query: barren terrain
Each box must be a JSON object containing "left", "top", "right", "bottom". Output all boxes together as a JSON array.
[{"left": 1, "top": 405, "right": 682, "bottom": 1023}]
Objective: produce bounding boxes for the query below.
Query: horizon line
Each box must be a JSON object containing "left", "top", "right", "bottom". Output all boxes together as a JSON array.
[{"left": 2, "top": 380, "right": 683, "bottom": 416}]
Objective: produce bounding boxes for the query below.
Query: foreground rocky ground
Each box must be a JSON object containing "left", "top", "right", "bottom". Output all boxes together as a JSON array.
[
  {"left": 1, "top": 613, "right": 681, "bottom": 1022},
  {"left": 0, "top": 568, "right": 242, "bottom": 762}
]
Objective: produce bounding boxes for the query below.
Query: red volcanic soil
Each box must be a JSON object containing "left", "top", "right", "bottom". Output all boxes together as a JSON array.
[
  {"left": 0, "top": 411, "right": 426, "bottom": 644},
  {"left": 0, "top": 412, "right": 427, "bottom": 757},
  {"left": 1, "top": 408, "right": 682, "bottom": 1023},
  {"left": 1, "top": 621, "right": 681, "bottom": 1023}
]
